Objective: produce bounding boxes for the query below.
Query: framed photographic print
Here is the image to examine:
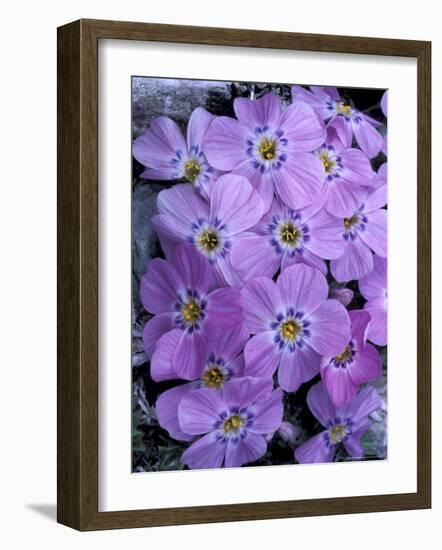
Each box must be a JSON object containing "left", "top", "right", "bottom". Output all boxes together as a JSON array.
[{"left": 57, "top": 19, "right": 431, "bottom": 530}]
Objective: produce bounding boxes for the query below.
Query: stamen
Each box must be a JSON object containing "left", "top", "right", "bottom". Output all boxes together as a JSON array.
[
  {"left": 319, "top": 151, "right": 335, "bottom": 174},
  {"left": 335, "top": 345, "right": 352, "bottom": 364},
  {"left": 181, "top": 299, "right": 201, "bottom": 324},
  {"left": 198, "top": 229, "right": 219, "bottom": 252},
  {"left": 258, "top": 138, "right": 276, "bottom": 160},
  {"left": 336, "top": 101, "right": 352, "bottom": 115},
  {"left": 223, "top": 414, "right": 244, "bottom": 433},
  {"left": 280, "top": 320, "right": 301, "bottom": 341},
  {"left": 184, "top": 159, "right": 201, "bottom": 182},
  {"left": 343, "top": 215, "right": 359, "bottom": 230},
  {"left": 202, "top": 365, "right": 225, "bottom": 389},
  {"left": 279, "top": 222, "right": 300, "bottom": 246},
  {"left": 329, "top": 424, "right": 348, "bottom": 444}
]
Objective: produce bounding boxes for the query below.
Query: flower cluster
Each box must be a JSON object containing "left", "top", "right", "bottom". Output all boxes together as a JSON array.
[{"left": 134, "top": 85, "right": 388, "bottom": 469}]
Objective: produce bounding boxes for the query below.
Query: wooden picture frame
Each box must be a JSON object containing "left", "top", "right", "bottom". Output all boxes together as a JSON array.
[{"left": 57, "top": 18, "right": 431, "bottom": 531}]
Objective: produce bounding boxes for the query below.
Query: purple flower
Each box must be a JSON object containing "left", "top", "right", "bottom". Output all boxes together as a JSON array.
[
  {"left": 359, "top": 255, "right": 387, "bottom": 346},
  {"left": 295, "top": 381, "right": 382, "bottom": 463},
  {"left": 381, "top": 91, "right": 388, "bottom": 117},
  {"left": 242, "top": 264, "right": 351, "bottom": 392},
  {"left": 140, "top": 243, "right": 243, "bottom": 377},
  {"left": 291, "top": 85, "right": 384, "bottom": 158},
  {"left": 133, "top": 108, "right": 219, "bottom": 198},
  {"left": 373, "top": 162, "right": 387, "bottom": 189},
  {"left": 329, "top": 287, "right": 354, "bottom": 306},
  {"left": 178, "top": 377, "right": 283, "bottom": 469},
  {"left": 314, "top": 132, "right": 376, "bottom": 218},
  {"left": 151, "top": 325, "right": 248, "bottom": 441},
  {"left": 380, "top": 91, "right": 388, "bottom": 155},
  {"left": 277, "top": 421, "right": 299, "bottom": 443},
  {"left": 321, "top": 310, "right": 382, "bottom": 407},
  {"left": 230, "top": 198, "right": 345, "bottom": 282},
  {"left": 330, "top": 184, "right": 387, "bottom": 282},
  {"left": 151, "top": 175, "right": 264, "bottom": 286},
  {"left": 204, "top": 92, "right": 326, "bottom": 212}
]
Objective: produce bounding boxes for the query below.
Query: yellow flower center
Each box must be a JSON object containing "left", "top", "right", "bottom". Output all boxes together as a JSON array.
[
  {"left": 335, "top": 345, "right": 352, "bottom": 363},
  {"left": 279, "top": 222, "right": 300, "bottom": 246},
  {"left": 336, "top": 101, "right": 352, "bottom": 115},
  {"left": 258, "top": 138, "right": 276, "bottom": 160},
  {"left": 343, "top": 215, "right": 359, "bottom": 230},
  {"left": 198, "top": 229, "right": 219, "bottom": 252},
  {"left": 319, "top": 151, "right": 335, "bottom": 174},
  {"left": 184, "top": 159, "right": 201, "bottom": 182},
  {"left": 280, "top": 320, "right": 301, "bottom": 341},
  {"left": 329, "top": 424, "right": 347, "bottom": 444},
  {"left": 181, "top": 299, "right": 201, "bottom": 323},
  {"left": 223, "top": 414, "right": 245, "bottom": 433},
  {"left": 202, "top": 365, "right": 225, "bottom": 389}
]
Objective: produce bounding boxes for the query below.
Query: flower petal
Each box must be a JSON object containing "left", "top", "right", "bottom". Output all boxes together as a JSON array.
[
  {"left": 340, "top": 148, "right": 375, "bottom": 186},
  {"left": 277, "top": 263, "right": 328, "bottom": 315},
  {"left": 359, "top": 255, "right": 387, "bottom": 301},
  {"left": 374, "top": 163, "right": 387, "bottom": 189},
  {"left": 151, "top": 328, "right": 183, "bottom": 382},
  {"left": 303, "top": 209, "right": 346, "bottom": 260},
  {"left": 242, "top": 277, "right": 283, "bottom": 333},
  {"left": 229, "top": 353, "right": 245, "bottom": 378},
  {"left": 360, "top": 209, "right": 387, "bottom": 257},
  {"left": 325, "top": 179, "right": 368, "bottom": 219},
  {"left": 244, "top": 331, "right": 282, "bottom": 378},
  {"left": 338, "top": 387, "right": 382, "bottom": 425},
  {"left": 330, "top": 239, "right": 374, "bottom": 282},
  {"left": 181, "top": 432, "right": 226, "bottom": 469},
  {"left": 348, "top": 344, "right": 382, "bottom": 386},
  {"left": 233, "top": 92, "right": 281, "bottom": 130},
  {"left": 279, "top": 102, "right": 326, "bottom": 152},
  {"left": 153, "top": 183, "right": 209, "bottom": 242},
  {"left": 133, "top": 116, "right": 187, "bottom": 169},
  {"left": 295, "top": 432, "right": 334, "bottom": 464},
  {"left": 142, "top": 313, "right": 175, "bottom": 358},
  {"left": 187, "top": 107, "right": 215, "bottom": 150},
  {"left": 230, "top": 232, "right": 280, "bottom": 282},
  {"left": 204, "top": 116, "right": 248, "bottom": 170},
  {"left": 225, "top": 433, "right": 267, "bottom": 468},
  {"left": 211, "top": 323, "right": 250, "bottom": 363},
  {"left": 174, "top": 242, "right": 216, "bottom": 295},
  {"left": 349, "top": 309, "right": 371, "bottom": 349},
  {"left": 178, "top": 387, "right": 226, "bottom": 435},
  {"left": 278, "top": 344, "right": 321, "bottom": 392},
  {"left": 156, "top": 383, "right": 198, "bottom": 442},
  {"left": 352, "top": 117, "right": 384, "bottom": 158},
  {"left": 307, "top": 381, "right": 336, "bottom": 427},
  {"left": 213, "top": 254, "right": 244, "bottom": 288},
  {"left": 233, "top": 160, "right": 275, "bottom": 213},
  {"left": 364, "top": 298, "right": 387, "bottom": 346},
  {"left": 210, "top": 174, "right": 264, "bottom": 235},
  {"left": 140, "top": 258, "right": 182, "bottom": 314},
  {"left": 139, "top": 166, "right": 180, "bottom": 180},
  {"left": 222, "top": 376, "right": 273, "bottom": 410},
  {"left": 363, "top": 184, "right": 387, "bottom": 212},
  {"left": 173, "top": 329, "right": 208, "bottom": 380},
  {"left": 321, "top": 363, "right": 358, "bottom": 407},
  {"left": 329, "top": 116, "right": 353, "bottom": 148},
  {"left": 249, "top": 389, "right": 284, "bottom": 434},
  {"left": 381, "top": 91, "right": 388, "bottom": 117},
  {"left": 204, "top": 287, "right": 244, "bottom": 336},
  {"left": 343, "top": 422, "right": 370, "bottom": 458},
  {"left": 308, "top": 299, "right": 351, "bottom": 357},
  {"left": 273, "top": 153, "right": 325, "bottom": 210}
]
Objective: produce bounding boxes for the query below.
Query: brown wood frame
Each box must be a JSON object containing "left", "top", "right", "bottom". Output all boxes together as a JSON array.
[{"left": 57, "top": 18, "right": 431, "bottom": 531}]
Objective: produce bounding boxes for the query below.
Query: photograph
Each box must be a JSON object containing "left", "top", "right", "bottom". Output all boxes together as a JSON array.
[{"left": 131, "top": 77, "right": 388, "bottom": 472}]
